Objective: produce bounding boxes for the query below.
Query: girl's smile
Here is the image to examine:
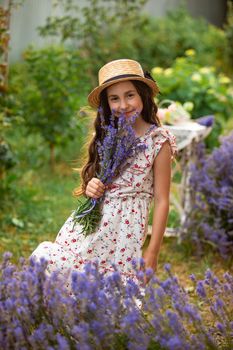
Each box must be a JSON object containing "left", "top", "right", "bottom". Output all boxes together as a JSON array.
[{"left": 107, "top": 81, "right": 143, "bottom": 118}]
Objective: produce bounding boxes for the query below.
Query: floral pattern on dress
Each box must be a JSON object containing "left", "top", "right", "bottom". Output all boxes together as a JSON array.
[{"left": 31, "top": 126, "right": 177, "bottom": 284}]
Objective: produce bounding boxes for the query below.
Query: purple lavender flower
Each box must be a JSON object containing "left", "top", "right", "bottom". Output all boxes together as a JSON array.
[
  {"left": 164, "top": 263, "right": 171, "bottom": 273},
  {"left": 196, "top": 281, "right": 207, "bottom": 299},
  {"left": 72, "top": 110, "right": 147, "bottom": 235},
  {"left": 56, "top": 334, "right": 70, "bottom": 349},
  {"left": 196, "top": 115, "right": 215, "bottom": 127},
  {"left": 181, "top": 131, "right": 233, "bottom": 258},
  {"left": 189, "top": 274, "right": 196, "bottom": 282},
  {"left": 183, "top": 304, "right": 202, "bottom": 322},
  {"left": 216, "top": 322, "right": 225, "bottom": 334},
  {"left": 1, "top": 254, "right": 232, "bottom": 349},
  {"left": 166, "top": 335, "right": 183, "bottom": 350}
]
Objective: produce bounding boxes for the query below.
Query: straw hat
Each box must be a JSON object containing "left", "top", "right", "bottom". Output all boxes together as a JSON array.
[{"left": 88, "top": 59, "right": 159, "bottom": 108}]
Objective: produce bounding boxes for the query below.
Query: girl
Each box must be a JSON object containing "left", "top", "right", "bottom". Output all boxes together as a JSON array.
[{"left": 31, "top": 59, "right": 177, "bottom": 284}]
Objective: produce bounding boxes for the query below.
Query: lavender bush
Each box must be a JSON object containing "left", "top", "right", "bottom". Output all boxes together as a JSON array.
[
  {"left": 181, "top": 131, "right": 233, "bottom": 258},
  {"left": 1, "top": 253, "right": 232, "bottom": 349}
]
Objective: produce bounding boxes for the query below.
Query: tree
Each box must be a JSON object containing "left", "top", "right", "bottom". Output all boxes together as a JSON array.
[{"left": 38, "top": 0, "right": 148, "bottom": 86}]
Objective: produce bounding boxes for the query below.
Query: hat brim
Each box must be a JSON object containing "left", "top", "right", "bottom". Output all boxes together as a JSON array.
[{"left": 88, "top": 76, "right": 159, "bottom": 108}]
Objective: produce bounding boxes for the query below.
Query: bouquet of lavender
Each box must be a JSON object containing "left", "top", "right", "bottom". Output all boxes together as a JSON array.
[{"left": 72, "top": 110, "right": 147, "bottom": 236}]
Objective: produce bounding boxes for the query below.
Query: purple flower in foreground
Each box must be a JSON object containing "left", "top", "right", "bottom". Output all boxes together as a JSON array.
[
  {"left": 2, "top": 254, "right": 232, "bottom": 349},
  {"left": 56, "top": 334, "right": 70, "bottom": 349},
  {"left": 3, "top": 251, "right": 13, "bottom": 260},
  {"left": 189, "top": 274, "right": 196, "bottom": 282},
  {"left": 164, "top": 263, "right": 171, "bottom": 273},
  {"left": 216, "top": 322, "right": 225, "bottom": 334},
  {"left": 196, "top": 281, "right": 207, "bottom": 299},
  {"left": 166, "top": 335, "right": 183, "bottom": 350}
]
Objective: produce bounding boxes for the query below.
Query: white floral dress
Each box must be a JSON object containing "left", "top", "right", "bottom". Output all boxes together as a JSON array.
[{"left": 31, "top": 126, "right": 177, "bottom": 282}]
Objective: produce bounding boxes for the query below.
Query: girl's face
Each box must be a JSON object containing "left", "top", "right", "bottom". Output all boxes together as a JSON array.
[{"left": 106, "top": 81, "right": 143, "bottom": 118}]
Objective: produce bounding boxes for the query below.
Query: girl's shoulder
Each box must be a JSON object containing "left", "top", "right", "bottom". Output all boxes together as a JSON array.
[{"left": 148, "top": 125, "right": 178, "bottom": 159}]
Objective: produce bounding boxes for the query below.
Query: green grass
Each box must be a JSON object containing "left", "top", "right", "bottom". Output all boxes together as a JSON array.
[
  {"left": 0, "top": 125, "right": 86, "bottom": 260},
  {"left": 0, "top": 165, "right": 78, "bottom": 260}
]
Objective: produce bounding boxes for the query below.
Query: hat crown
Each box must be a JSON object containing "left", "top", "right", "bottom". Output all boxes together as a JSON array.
[
  {"left": 98, "top": 59, "right": 144, "bottom": 86},
  {"left": 88, "top": 58, "right": 159, "bottom": 108}
]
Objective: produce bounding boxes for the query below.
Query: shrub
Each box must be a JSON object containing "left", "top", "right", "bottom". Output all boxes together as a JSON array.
[
  {"left": 38, "top": 0, "right": 148, "bottom": 84},
  {"left": 0, "top": 253, "right": 232, "bottom": 349},
  {"left": 151, "top": 52, "right": 233, "bottom": 148},
  {"left": 0, "top": 94, "right": 18, "bottom": 180},
  {"left": 38, "top": 2, "right": 227, "bottom": 79},
  {"left": 134, "top": 6, "right": 226, "bottom": 71},
  {"left": 10, "top": 46, "right": 89, "bottom": 168},
  {"left": 223, "top": 1, "right": 233, "bottom": 76},
  {"left": 152, "top": 53, "right": 233, "bottom": 121},
  {"left": 180, "top": 132, "right": 233, "bottom": 259}
]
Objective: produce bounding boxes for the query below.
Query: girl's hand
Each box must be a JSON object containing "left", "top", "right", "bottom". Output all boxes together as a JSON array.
[
  {"left": 142, "top": 247, "right": 158, "bottom": 284},
  {"left": 85, "top": 177, "right": 105, "bottom": 199}
]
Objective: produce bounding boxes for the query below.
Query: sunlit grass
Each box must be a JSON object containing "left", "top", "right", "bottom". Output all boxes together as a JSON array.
[{"left": 0, "top": 164, "right": 78, "bottom": 259}]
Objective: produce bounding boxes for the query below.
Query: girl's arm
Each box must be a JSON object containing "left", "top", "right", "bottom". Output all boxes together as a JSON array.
[{"left": 143, "top": 141, "right": 172, "bottom": 273}]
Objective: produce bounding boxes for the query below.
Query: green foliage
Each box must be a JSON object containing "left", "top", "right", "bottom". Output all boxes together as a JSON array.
[
  {"left": 0, "top": 120, "right": 84, "bottom": 259},
  {"left": 0, "top": 91, "right": 21, "bottom": 179},
  {"left": 133, "top": 6, "right": 226, "bottom": 71},
  {"left": 38, "top": 2, "right": 228, "bottom": 78},
  {"left": 0, "top": 140, "right": 15, "bottom": 172},
  {"left": 223, "top": 1, "right": 233, "bottom": 75},
  {"left": 10, "top": 45, "right": 90, "bottom": 165},
  {"left": 0, "top": 168, "right": 77, "bottom": 260},
  {"left": 22, "top": 46, "right": 88, "bottom": 144},
  {"left": 152, "top": 52, "right": 233, "bottom": 148},
  {"left": 0, "top": 4, "right": 12, "bottom": 178},
  {"left": 0, "top": 2, "right": 24, "bottom": 191},
  {"left": 38, "top": 0, "right": 148, "bottom": 84}
]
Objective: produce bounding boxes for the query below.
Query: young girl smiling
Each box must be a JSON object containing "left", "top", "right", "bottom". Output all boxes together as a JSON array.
[{"left": 31, "top": 59, "right": 177, "bottom": 284}]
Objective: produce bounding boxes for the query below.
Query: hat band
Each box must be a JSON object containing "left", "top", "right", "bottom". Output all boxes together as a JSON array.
[{"left": 102, "top": 73, "right": 143, "bottom": 85}]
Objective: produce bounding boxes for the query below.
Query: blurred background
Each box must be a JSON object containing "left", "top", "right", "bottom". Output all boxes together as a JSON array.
[{"left": 8, "top": 0, "right": 228, "bottom": 62}]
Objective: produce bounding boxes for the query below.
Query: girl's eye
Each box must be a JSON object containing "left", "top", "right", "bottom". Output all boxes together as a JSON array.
[
  {"left": 110, "top": 97, "right": 118, "bottom": 102},
  {"left": 128, "top": 93, "right": 135, "bottom": 98}
]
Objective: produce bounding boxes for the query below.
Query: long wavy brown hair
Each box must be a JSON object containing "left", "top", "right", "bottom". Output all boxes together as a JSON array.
[{"left": 73, "top": 80, "right": 161, "bottom": 197}]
